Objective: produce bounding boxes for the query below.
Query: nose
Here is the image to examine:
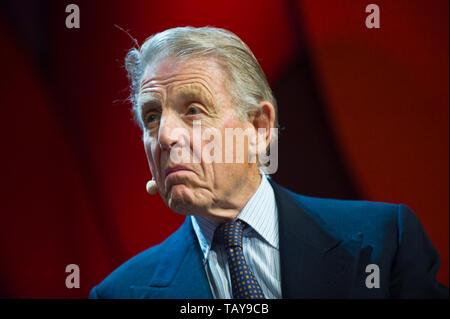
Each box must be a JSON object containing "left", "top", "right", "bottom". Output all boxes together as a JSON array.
[{"left": 157, "top": 113, "right": 185, "bottom": 151}]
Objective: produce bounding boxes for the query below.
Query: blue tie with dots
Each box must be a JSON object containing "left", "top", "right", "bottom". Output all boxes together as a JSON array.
[{"left": 222, "top": 219, "right": 265, "bottom": 299}]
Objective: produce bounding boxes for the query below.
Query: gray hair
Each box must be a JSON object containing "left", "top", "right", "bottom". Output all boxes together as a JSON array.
[{"left": 125, "top": 26, "right": 278, "bottom": 169}]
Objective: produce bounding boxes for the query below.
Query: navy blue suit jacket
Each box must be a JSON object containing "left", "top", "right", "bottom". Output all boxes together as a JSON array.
[{"left": 90, "top": 180, "right": 448, "bottom": 298}]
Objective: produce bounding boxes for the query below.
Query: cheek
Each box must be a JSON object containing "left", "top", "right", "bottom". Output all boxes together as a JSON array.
[
  {"left": 221, "top": 117, "right": 250, "bottom": 158},
  {"left": 223, "top": 117, "right": 235, "bottom": 129},
  {"left": 144, "top": 137, "right": 160, "bottom": 176},
  {"left": 222, "top": 116, "right": 238, "bottom": 152}
]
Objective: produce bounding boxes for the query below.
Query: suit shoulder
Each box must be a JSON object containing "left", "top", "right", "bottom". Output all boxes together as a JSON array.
[
  {"left": 288, "top": 189, "right": 400, "bottom": 224},
  {"left": 276, "top": 185, "right": 404, "bottom": 238}
]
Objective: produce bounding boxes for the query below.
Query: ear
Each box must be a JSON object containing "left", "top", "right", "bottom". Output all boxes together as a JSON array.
[{"left": 250, "top": 101, "right": 276, "bottom": 155}]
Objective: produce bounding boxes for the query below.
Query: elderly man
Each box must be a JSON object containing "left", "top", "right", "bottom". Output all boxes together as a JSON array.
[{"left": 90, "top": 27, "right": 448, "bottom": 299}]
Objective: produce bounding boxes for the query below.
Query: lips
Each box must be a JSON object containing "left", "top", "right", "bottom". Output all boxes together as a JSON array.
[{"left": 164, "top": 165, "right": 194, "bottom": 179}]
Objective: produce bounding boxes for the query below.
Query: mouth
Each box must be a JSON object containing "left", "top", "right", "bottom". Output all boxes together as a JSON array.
[{"left": 164, "top": 165, "right": 194, "bottom": 179}]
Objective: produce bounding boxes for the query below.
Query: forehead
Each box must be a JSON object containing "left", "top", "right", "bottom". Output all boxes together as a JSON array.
[{"left": 138, "top": 57, "right": 228, "bottom": 103}]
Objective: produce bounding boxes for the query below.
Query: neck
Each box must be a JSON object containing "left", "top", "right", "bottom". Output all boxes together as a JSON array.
[{"left": 207, "top": 168, "right": 262, "bottom": 223}]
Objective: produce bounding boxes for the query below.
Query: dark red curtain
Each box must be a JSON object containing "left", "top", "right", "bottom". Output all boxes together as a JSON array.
[{"left": 0, "top": 0, "right": 447, "bottom": 298}]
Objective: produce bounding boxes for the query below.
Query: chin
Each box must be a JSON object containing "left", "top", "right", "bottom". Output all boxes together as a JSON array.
[{"left": 167, "top": 184, "right": 200, "bottom": 215}]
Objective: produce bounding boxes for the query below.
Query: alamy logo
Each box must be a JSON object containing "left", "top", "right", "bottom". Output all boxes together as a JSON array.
[
  {"left": 365, "top": 264, "right": 380, "bottom": 288},
  {"left": 65, "top": 4, "right": 80, "bottom": 29},
  {"left": 365, "top": 4, "right": 380, "bottom": 29},
  {"left": 159, "top": 120, "right": 279, "bottom": 174},
  {"left": 65, "top": 264, "right": 80, "bottom": 288}
]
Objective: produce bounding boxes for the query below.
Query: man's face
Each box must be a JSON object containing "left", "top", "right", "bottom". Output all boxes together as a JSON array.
[{"left": 137, "top": 57, "right": 260, "bottom": 222}]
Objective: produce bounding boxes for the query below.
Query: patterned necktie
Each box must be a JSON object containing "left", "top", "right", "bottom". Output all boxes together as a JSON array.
[{"left": 222, "top": 219, "right": 265, "bottom": 299}]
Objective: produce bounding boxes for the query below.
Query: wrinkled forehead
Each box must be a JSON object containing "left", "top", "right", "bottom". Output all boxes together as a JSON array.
[
  {"left": 137, "top": 56, "right": 229, "bottom": 107},
  {"left": 140, "top": 57, "right": 227, "bottom": 90}
]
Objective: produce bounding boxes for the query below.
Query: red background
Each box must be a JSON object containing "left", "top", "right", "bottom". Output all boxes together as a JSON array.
[{"left": 0, "top": 0, "right": 448, "bottom": 298}]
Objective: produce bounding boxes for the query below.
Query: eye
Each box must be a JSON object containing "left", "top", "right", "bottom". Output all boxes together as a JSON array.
[
  {"left": 186, "top": 106, "right": 202, "bottom": 115},
  {"left": 145, "top": 113, "right": 160, "bottom": 124}
]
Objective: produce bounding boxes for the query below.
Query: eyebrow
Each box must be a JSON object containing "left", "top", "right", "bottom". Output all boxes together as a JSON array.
[
  {"left": 174, "top": 85, "right": 216, "bottom": 112},
  {"left": 137, "top": 83, "right": 218, "bottom": 116},
  {"left": 137, "top": 94, "right": 162, "bottom": 114},
  {"left": 178, "top": 90, "right": 212, "bottom": 105}
]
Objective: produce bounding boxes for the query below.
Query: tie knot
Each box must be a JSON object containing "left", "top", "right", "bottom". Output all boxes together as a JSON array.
[{"left": 222, "top": 219, "right": 244, "bottom": 248}]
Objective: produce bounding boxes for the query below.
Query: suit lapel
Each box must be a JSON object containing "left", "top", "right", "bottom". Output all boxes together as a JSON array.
[
  {"left": 130, "top": 217, "right": 213, "bottom": 299},
  {"left": 270, "top": 180, "right": 363, "bottom": 298}
]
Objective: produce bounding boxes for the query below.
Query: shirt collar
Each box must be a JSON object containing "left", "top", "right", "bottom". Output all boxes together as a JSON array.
[
  {"left": 238, "top": 173, "right": 279, "bottom": 249},
  {"left": 191, "top": 173, "right": 279, "bottom": 262}
]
